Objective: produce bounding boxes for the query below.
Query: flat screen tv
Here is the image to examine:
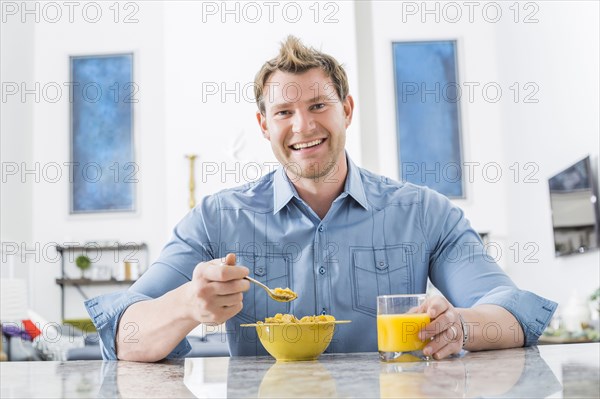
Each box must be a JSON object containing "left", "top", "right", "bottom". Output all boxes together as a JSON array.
[{"left": 549, "top": 156, "right": 600, "bottom": 256}]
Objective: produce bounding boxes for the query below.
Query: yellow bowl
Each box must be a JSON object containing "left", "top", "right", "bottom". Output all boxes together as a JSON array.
[{"left": 241, "top": 321, "right": 351, "bottom": 361}]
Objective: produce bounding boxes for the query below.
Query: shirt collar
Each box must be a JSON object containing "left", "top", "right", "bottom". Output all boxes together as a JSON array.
[
  {"left": 344, "top": 155, "right": 369, "bottom": 210},
  {"left": 273, "top": 153, "right": 369, "bottom": 214},
  {"left": 273, "top": 166, "right": 298, "bottom": 214}
]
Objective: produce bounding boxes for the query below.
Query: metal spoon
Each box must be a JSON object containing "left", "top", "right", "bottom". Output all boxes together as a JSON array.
[
  {"left": 244, "top": 276, "right": 298, "bottom": 302},
  {"left": 221, "top": 253, "right": 297, "bottom": 302}
]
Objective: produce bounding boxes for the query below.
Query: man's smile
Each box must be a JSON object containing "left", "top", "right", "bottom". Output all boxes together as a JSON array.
[{"left": 289, "top": 138, "right": 327, "bottom": 151}]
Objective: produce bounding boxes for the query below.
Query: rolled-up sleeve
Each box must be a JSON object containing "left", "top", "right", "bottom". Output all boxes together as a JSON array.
[
  {"left": 473, "top": 286, "right": 557, "bottom": 346},
  {"left": 422, "top": 188, "right": 557, "bottom": 345},
  {"left": 85, "top": 291, "right": 192, "bottom": 360}
]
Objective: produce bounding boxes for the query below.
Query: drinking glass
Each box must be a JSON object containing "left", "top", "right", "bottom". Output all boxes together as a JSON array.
[{"left": 377, "top": 294, "right": 430, "bottom": 361}]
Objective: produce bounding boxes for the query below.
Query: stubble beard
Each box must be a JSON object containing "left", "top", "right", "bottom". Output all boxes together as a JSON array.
[
  {"left": 302, "top": 159, "right": 336, "bottom": 180},
  {"left": 283, "top": 152, "right": 338, "bottom": 181}
]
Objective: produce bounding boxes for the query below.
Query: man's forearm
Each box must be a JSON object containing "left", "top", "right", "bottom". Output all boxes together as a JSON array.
[
  {"left": 460, "top": 304, "right": 525, "bottom": 351},
  {"left": 116, "top": 283, "right": 198, "bottom": 362}
]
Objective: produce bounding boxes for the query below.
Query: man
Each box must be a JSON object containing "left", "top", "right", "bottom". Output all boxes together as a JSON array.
[{"left": 86, "top": 36, "right": 556, "bottom": 362}]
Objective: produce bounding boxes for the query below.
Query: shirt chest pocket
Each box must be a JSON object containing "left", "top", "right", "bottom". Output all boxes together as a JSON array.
[
  {"left": 235, "top": 253, "right": 292, "bottom": 324},
  {"left": 351, "top": 245, "right": 412, "bottom": 316}
]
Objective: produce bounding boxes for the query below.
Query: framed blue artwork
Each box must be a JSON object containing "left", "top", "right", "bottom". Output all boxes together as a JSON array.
[
  {"left": 70, "top": 54, "right": 135, "bottom": 213},
  {"left": 393, "top": 41, "right": 464, "bottom": 198}
]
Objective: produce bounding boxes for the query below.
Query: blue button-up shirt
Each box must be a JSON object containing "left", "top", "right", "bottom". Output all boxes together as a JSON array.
[{"left": 86, "top": 156, "right": 557, "bottom": 360}]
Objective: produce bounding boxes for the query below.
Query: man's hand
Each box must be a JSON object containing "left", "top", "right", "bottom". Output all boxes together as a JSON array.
[
  {"left": 115, "top": 253, "right": 250, "bottom": 362},
  {"left": 417, "top": 295, "right": 464, "bottom": 360},
  {"left": 186, "top": 253, "right": 250, "bottom": 325}
]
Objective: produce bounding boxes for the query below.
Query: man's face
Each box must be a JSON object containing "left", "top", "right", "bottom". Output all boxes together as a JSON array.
[{"left": 257, "top": 68, "right": 354, "bottom": 180}]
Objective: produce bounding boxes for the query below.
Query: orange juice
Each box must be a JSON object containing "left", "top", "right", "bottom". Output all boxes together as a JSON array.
[{"left": 377, "top": 313, "right": 430, "bottom": 352}]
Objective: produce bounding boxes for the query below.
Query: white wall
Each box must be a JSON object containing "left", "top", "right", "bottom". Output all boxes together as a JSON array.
[
  {"left": 496, "top": 1, "right": 600, "bottom": 306},
  {"left": 1, "top": 15, "right": 35, "bottom": 310},
  {"left": 1, "top": 15, "right": 34, "bottom": 247}
]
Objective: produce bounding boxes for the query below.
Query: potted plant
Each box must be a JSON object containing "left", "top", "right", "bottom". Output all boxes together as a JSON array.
[{"left": 75, "top": 255, "right": 91, "bottom": 280}]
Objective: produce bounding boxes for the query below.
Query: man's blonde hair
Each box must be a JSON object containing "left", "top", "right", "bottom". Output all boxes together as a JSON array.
[{"left": 254, "top": 36, "right": 349, "bottom": 114}]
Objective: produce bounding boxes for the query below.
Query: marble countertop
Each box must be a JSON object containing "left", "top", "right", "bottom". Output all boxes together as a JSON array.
[{"left": 1, "top": 343, "right": 598, "bottom": 398}]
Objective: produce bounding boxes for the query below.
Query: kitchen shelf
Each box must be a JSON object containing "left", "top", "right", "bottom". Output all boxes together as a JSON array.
[{"left": 55, "top": 243, "right": 148, "bottom": 320}]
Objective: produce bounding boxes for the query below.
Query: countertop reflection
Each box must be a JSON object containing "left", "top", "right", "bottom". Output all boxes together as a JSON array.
[{"left": 1, "top": 343, "right": 598, "bottom": 398}]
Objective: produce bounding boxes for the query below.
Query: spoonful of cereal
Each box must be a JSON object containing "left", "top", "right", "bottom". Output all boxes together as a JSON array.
[{"left": 222, "top": 253, "right": 298, "bottom": 302}]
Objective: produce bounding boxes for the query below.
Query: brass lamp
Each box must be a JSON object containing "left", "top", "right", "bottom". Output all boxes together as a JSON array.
[{"left": 185, "top": 154, "right": 198, "bottom": 209}]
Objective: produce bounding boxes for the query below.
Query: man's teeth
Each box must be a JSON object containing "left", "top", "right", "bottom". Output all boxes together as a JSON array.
[{"left": 292, "top": 139, "right": 323, "bottom": 150}]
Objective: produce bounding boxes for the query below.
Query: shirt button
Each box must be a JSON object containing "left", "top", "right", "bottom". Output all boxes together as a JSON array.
[
  {"left": 258, "top": 268, "right": 263, "bottom": 273},
  {"left": 319, "top": 267, "right": 326, "bottom": 275},
  {"left": 318, "top": 226, "right": 324, "bottom": 232}
]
